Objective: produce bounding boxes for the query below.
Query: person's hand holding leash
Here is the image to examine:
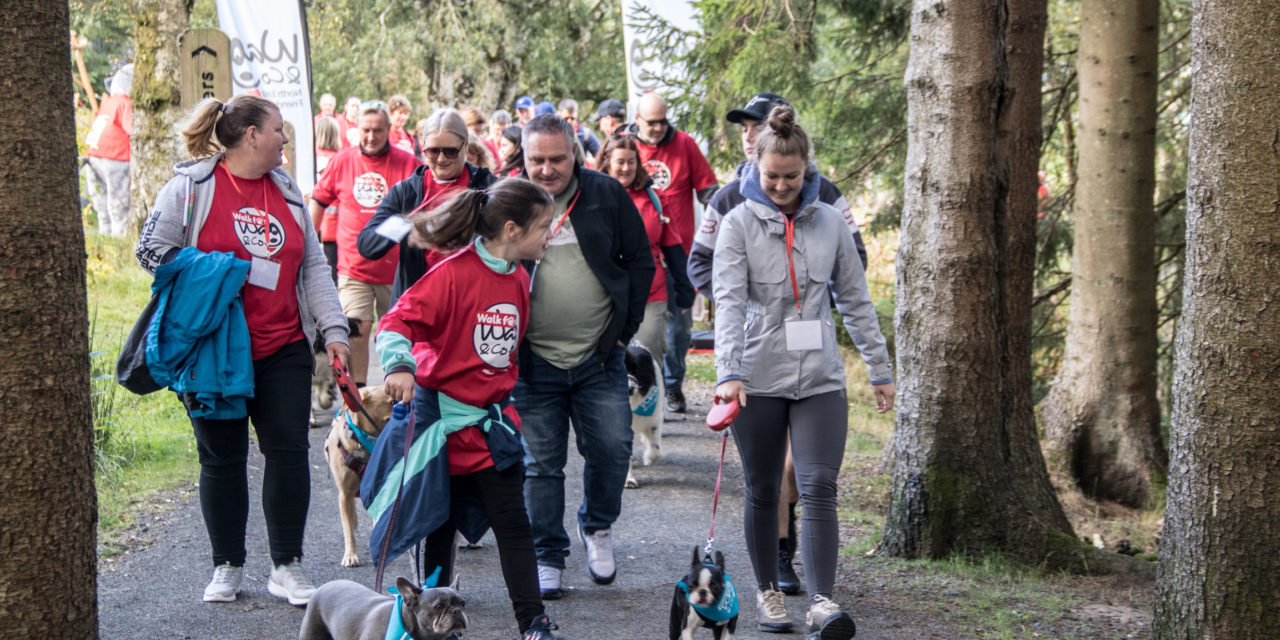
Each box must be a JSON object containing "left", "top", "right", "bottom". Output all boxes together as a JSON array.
[
  {"left": 714, "top": 379, "right": 747, "bottom": 407},
  {"left": 326, "top": 341, "right": 350, "bottom": 373},
  {"left": 384, "top": 371, "right": 415, "bottom": 404},
  {"left": 873, "top": 382, "right": 896, "bottom": 413}
]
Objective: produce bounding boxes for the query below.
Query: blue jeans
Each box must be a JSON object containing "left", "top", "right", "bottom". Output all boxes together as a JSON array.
[
  {"left": 516, "top": 346, "right": 634, "bottom": 569},
  {"left": 664, "top": 304, "right": 693, "bottom": 391}
]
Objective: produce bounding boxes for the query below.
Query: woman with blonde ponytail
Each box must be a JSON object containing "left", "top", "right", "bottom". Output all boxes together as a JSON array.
[
  {"left": 135, "top": 94, "right": 349, "bottom": 607},
  {"left": 368, "top": 178, "right": 569, "bottom": 640},
  {"left": 711, "top": 106, "right": 894, "bottom": 640}
]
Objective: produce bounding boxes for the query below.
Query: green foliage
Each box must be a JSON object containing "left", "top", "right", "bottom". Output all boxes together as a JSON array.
[
  {"left": 304, "top": 0, "right": 625, "bottom": 116},
  {"left": 69, "top": 0, "right": 133, "bottom": 104}
]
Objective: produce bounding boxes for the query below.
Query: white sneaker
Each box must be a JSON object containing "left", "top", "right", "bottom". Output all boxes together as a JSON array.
[
  {"left": 577, "top": 524, "right": 616, "bottom": 584},
  {"left": 537, "top": 564, "right": 564, "bottom": 600},
  {"left": 202, "top": 563, "right": 244, "bottom": 602},
  {"left": 268, "top": 560, "right": 316, "bottom": 606},
  {"left": 756, "top": 586, "right": 794, "bottom": 633},
  {"left": 805, "top": 594, "right": 856, "bottom": 639}
]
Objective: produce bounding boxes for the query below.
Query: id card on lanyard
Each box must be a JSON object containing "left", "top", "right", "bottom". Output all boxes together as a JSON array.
[
  {"left": 224, "top": 161, "right": 281, "bottom": 291},
  {"left": 783, "top": 215, "right": 821, "bottom": 351}
]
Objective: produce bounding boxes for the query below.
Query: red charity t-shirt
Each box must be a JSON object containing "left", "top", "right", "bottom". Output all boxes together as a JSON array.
[
  {"left": 196, "top": 163, "right": 305, "bottom": 360},
  {"left": 311, "top": 146, "right": 420, "bottom": 284},
  {"left": 85, "top": 94, "right": 132, "bottom": 162},
  {"left": 315, "top": 148, "right": 339, "bottom": 242},
  {"left": 379, "top": 246, "right": 531, "bottom": 474},
  {"left": 339, "top": 115, "right": 359, "bottom": 148},
  {"left": 389, "top": 127, "right": 416, "bottom": 155},
  {"left": 630, "top": 188, "right": 681, "bottom": 303},
  {"left": 635, "top": 130, "right": 717, "bottom": 253}
]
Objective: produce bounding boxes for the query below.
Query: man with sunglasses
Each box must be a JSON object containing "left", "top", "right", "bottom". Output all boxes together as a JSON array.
[
  {"left": 624, "top": 92, "right": 719, "bottom": 414},
  {"left": 310, "top": 101, "right": 421, "bottom": 386}
]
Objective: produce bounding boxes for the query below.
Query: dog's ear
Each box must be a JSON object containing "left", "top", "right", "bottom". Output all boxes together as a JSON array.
[
  {"left": 692, "top": 546, "right": 702, "bottom": 567},
  {"left": 714, "top": 550, "right": 725, "bottom": 569},
  {"left": 448, "top": 571, "right": 461, "bottom": 591},
  {"left": 396, "top": 577, "right": 422, "bottom": 606}
]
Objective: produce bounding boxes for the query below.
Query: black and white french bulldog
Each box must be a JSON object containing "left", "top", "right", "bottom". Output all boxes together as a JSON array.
[
  {"left": 625, "top": 343, "right": 664, "bottom": 488},
  {"left": 670, "top": 548, "right": 738, "bottom": 640},
  {"left": 298, "top": 576, "right": 466, "bottom": 640}
]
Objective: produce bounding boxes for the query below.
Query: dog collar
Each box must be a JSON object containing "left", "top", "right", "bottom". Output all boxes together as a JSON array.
[
  {"left": 343, "top": 409, "right": 380, "bottom": 453},
  {"left": 634, "top": 386, "right": 660, "bottom": 417},
  {"left": 677, "top": 571, "right": 739, "bottom": 622}
]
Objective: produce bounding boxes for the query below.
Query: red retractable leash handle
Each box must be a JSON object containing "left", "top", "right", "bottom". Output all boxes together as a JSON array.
[
  {"left": 703, "top": 397, "right": 740, "bottom": 555},
  {"left": 332, "top": 356, "right": 382, "bottom": 427}
]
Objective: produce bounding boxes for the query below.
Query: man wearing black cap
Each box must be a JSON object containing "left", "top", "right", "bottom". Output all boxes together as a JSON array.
[
  {"left": 688, "top": 92, "right": 868, "bottom": 597},
  {"left": 590, "top": 98, "right": 627, "bottom": 139}
]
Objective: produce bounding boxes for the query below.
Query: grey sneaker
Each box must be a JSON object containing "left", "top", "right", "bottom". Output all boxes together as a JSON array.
[
  {"left": 577, "top": 524, "right": 616, "bottom": 584},
  {"left": 268, "top": 560, "right": 316, "bottom": 606},
  {"left": 537, "top": 564, "right": 564, "bottom": 600},
  {"left": 805, "top": 594, "right": 856, "bottom": 639},
  {"left": 756, "top": 586, "right": 794, "bottom": 633},
  {"left": 202, "top": 562, "right": 243, "bottom": 602}
]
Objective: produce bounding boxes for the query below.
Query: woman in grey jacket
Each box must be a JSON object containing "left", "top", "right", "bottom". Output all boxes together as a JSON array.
[
  {"left": 713, "top": 106, "right": 894, "bottom": 640},
  {"left": 136, "top": 95, "right": 349, "bottom": 608}
]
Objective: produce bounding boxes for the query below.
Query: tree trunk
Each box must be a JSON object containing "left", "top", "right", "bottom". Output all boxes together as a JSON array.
[
  {"left": 1153, "top": 1, "right": 1280, "bottom": 636},
  {"left": 0, "top": 3, "right": 98, "bottom": 637},
  {"left": 130, "top": 0, "right": 190, "bottom": 231},
  {"left": 881, "top": 0, "right": 1081, "bottom": 569},
  {"left": 1041, "top": 0, "right": 1165, "bottom": 508}
]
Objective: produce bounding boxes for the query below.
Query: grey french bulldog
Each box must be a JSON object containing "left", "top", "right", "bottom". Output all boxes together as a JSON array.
[{"left": 298, "top": 576, "right": 467, "bottom": 640}]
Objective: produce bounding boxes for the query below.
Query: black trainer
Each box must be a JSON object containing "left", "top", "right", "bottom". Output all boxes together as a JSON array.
[
  {"left": 777, "top": 546, "right": 802, "bottom": 595},
  {"left": 666, "top": 389, "right": 687, "bottom": 413},
  {"left": 522, "top": 614, "right": 563, "bottom": 640}
]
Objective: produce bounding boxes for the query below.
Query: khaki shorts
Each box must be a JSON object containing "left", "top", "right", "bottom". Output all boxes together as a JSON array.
[{"left": 337, "top": 275, "right": 391, "bottom": 322}]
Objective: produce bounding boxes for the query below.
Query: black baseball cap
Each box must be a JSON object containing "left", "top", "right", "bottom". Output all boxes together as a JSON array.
[
  {"left": 726, "top": 92, "right": 790, "bottom": 124},
  {"left": 591, "top": 98, "right": 626, "bottom": 122}
]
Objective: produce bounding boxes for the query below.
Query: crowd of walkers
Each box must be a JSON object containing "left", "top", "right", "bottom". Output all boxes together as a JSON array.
[{"left": 130, "top": 87, "right": 894, "bottom": 640}]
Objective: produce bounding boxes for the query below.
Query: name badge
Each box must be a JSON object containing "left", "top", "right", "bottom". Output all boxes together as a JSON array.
[
  {"left": 248, "top": 257, "right": 281, "bottom": 290},
  {"left": 374, "top": 215, "right": 413, "bottom": 242},
  {"left": 785, "top": 319, "right": 822, "bottom": 351}
]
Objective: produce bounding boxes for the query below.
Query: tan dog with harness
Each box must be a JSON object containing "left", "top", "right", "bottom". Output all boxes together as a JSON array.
[{"left": 323, "top": 384, "right": 395, "bottom": 567}]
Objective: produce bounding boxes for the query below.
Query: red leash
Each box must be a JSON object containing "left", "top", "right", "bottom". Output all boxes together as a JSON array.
[
  {"left": 704, "top": 397, "right": 740, "bottom": 555},
  {"left": 706, "top": 431, "right": 729, "bottom": 555}
]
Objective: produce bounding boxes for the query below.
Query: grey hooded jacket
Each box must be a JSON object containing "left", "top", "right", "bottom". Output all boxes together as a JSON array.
[
  {"left": 136, "top": 154, "right": 349, "bottom": 350},
  {"left": 713, "top": 164, "right": 891, "bottom": 399}
]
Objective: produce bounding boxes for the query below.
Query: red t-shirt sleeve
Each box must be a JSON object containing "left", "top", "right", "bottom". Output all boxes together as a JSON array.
[
  {"left": 380, "top": 264, "right": 449, "bottom": 344},
  {"left": 311, "top": 157, "right": 341, "bottom": 207},
  {"left": 685, "top": 134, "right": 718, "bottom": 191}
]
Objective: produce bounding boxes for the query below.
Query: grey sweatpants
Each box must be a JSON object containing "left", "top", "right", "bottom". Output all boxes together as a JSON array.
[
  {"left": 730, "top": 389, "right": 847, "bottom": 596},
  {"left": 85, "top": 156, "right": 131, "bottom": 237}
]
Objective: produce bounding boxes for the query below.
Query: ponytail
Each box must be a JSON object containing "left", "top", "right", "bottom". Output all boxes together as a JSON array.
[
  {"left": 414, "top": 178, "right": 553, "bottom": 252},
  {"left": 180, "top": 95, "right": 279, "bottom": 159}
]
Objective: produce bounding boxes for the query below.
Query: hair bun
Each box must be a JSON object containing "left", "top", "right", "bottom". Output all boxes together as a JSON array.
[{"left": 766, "top": 105, "right": 796, "bottom": 136}]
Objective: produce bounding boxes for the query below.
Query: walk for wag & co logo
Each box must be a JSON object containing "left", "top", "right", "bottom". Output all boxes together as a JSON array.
[
  {"left": 644, "top": 158, "right": 672, "bottom": 190},
  {"left": 353, "top": 172, "right": 389, "bottom": 208},
  {"left": 473, "top": 303, "right": 519, "bottom": 370},
  {"left": 233, "top": 207, "right": 285, "bottom": 258}
]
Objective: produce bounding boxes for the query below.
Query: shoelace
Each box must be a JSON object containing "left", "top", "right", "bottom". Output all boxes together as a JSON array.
[
  {"left": 809, "top": 594, "right": 838, "bottom": 615},
  {"left": 211, "top": 567, "right": 238, "bottom": 584},
  {"left": 761, "top": 590, "right": 788, "bottom": 618}
]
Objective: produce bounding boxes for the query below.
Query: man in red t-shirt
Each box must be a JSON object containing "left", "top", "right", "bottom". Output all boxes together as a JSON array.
[
  {"left": 309, "top": 103, "right": 420, "bottom": 384},
  {"left": 340, "top": 95, "right": 362, "bottom": 148},
  {"left": 84, "top": 64, "right": 133, "bottom": 237},
  {"left": 626, "top": 92, "right": 719, "bottom": 414}
]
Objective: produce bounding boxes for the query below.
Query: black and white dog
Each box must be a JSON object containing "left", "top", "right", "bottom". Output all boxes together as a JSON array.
[
  {"left": 670, "top": 547, "right": 738, "bottom": 640},
  {"left": 624, "top": 343, "right": 664, "bottom": 488}
]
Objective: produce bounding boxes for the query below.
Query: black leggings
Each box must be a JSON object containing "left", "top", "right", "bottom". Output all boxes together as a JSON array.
[
  {"left": 423, "top": 463, "right": 545, "bottom": 632},
  {"left": 322, "top": 240, "right": 338, "bottom": 286},
  {"left": 730, "top": 390, "right": 847, "bottom": 596},
  {"left": 190, "top": 339, "right": 313, "bottom": 567}
]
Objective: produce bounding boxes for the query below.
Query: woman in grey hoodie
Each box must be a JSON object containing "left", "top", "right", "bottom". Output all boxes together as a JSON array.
[{"left": 712, "top": 105, "right": 894, "bottom": 640}]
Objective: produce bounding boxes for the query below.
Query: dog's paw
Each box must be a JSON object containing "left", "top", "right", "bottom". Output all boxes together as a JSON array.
[
  {"left": 625, "top": 474, "right": 640, "bottom": 489},
  {"left": 341, "top": 551, "right": 361, "bottom": 568},
  {"left": 643, "top": 448, "right": 662, "bottom": 466}
]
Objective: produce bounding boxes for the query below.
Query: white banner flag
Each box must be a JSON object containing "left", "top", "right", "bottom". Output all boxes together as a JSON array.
[
  {"left": 215, "top": 0, "right": 315, "bottom": 192},
  {"left": 623, "top": 0, "right": 700, "bottom": 110}
]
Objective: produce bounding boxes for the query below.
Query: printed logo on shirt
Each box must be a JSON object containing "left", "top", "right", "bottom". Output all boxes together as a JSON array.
[
  {"left": 353, "top": 171, "right": 390, "bottom": 208},
  {"left": 232, "top": 207, "right": 285, "bottom": 258},
  {"left": 346, "top": 127, "right": 360, "bottom": 147},
  {"left": 548, "top": 223, "right": 579, "bottom": 247},
  {"left": 644, "top": 159, "right": 672, "bottom": 190},
  {"left": 473, "top": 303, "right": 519, "bottom": 369}
]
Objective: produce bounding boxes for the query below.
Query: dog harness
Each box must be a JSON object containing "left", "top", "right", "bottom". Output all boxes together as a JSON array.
[
  {"left": 677, "top": 569, "right": 739, "bottom": 622},
  {"left": 383, "top": 568, "right": 442, "bottom": 640},
  {"left": 633, "top": 386, "right": 660, "bottom": 417},
  {"left": 337, "top": 409, "right": 379, "bottom": 476}
]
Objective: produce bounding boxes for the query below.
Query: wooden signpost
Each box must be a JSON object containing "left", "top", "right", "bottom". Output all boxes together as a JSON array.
[{"left": 179, "top": 28, "right": 231, "bottom": 111}]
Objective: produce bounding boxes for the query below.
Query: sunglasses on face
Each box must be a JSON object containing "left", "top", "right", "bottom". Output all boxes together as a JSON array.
[
  {"left": 637, "top": 116, "right": 669, "bottom": 128},
  {"left": 360, "top": 100, "right": 387, "bottom": 111},
  {"left": 424, "top": 146, "right": 462, "bottom": 159}
]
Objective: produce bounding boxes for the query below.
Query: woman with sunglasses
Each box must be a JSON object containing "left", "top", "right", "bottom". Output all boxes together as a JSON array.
[
  {"left": 356, "top": 108, "right": 498, "bottom": 305},
  {"left": 595, "top": 134, "right": 693, "bottom": 372}
]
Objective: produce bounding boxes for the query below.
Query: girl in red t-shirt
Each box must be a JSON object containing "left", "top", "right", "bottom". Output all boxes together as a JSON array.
[
  {"left": 376, "top": 179, "right": 566, "bottom": 640},
  {"left": 596, "top": 134, "right": 695, "bottom": 367}
]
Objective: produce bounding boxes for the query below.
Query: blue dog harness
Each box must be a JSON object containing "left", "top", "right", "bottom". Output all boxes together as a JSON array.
[
  {"left": 385, "top": 568, "right": 442, "bottom": 640},
  {"left": 677, "top": 569, "right": 739, "bottom": 622},
  {"left": 633, "top": 386, "right": 660, "bottom": 417}
]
